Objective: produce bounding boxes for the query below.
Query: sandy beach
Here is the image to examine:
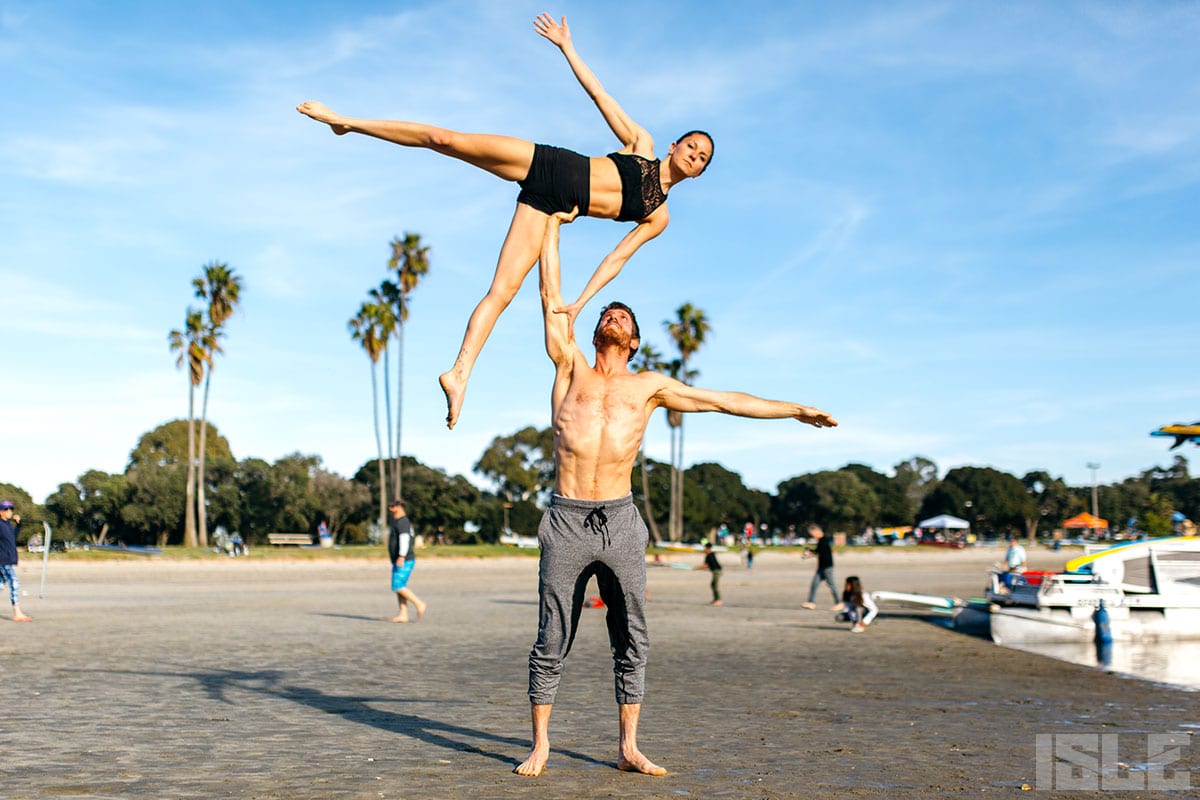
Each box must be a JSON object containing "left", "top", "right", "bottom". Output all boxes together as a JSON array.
[{"left": 1, "top": 546, "right": 1195, "bottom": 799}]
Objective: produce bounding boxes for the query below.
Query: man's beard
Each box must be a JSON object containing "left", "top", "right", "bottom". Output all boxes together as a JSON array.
[{"left": 594, "top": 322, "right": 631, "bottom": 351}]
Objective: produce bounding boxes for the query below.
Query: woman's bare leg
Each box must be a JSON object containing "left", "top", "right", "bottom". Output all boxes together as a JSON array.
[
  {"left": 296, "top": 101, "right": 535, "bottom": 181},
  {"left": 440, "top": 204, "right": 549, "bottom": 429}
]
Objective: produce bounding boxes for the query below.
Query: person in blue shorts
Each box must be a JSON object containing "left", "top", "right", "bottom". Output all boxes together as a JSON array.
[{"left": 387, "top": 499, "right": 427, "bottom": 623}]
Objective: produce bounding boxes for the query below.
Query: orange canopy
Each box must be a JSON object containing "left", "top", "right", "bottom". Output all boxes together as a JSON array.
[{"left": 1063, "top": 512, "right": 1109, "bottom": 529}]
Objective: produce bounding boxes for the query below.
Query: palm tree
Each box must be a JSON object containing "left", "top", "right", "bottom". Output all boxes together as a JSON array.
[
  {"left": 192, "top": 261, "right": 242, "bottom": 548},
  {"left": 385, "top": 232, "right": 430, "bottom": 502},
  {"left": 630, "top": 343, "right": 668, "bottom": 544},
  {"left": 665, "top": 303, "right": 710, "bottom": 541},
  {"left": 168, "top": 309, "right": 209, "bottom": 548},
  {"left": 367, "top": 286, "right": 396, "bottom": 496},
  {"left": 350, "top": 301, "right": 391, "bottom": 532}
]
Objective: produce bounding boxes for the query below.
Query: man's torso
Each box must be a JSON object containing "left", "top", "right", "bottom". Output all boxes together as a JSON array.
[{"left": 552, "top": 364, "right": 656, "bottom": 501}]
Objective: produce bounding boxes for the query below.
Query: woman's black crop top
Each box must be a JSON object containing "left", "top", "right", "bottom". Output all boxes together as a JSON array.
[{"left": 606, "top": 153, "right": 666, "bottom": 222}]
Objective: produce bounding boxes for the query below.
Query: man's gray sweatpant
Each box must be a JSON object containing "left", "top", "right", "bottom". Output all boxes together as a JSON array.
[{"left": 528, "top": 494, "right": 649, "bottom": 706}]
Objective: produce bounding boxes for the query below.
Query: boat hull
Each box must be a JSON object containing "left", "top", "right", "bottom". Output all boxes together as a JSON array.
[{"left": 975, "top": 604, "right": 1200, "bottom": 644}]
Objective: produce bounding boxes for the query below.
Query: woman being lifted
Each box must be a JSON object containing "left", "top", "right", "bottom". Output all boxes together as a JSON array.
[{"left": 297, "top": 13, "right": 713, "bottom": 429}]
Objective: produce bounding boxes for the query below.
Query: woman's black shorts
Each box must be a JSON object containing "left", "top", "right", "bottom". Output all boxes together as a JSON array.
[{"left": 517, "top": 144, "right": 591, "bottom": 216}]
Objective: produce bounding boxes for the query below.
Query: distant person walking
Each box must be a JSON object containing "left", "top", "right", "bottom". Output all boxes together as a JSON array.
[
  {"left": 0, "top": 500, "right": 32, "bottom": 622},
  {"left": 387, "top": 499, "right": 427, "bottom": 623},
  {"left": 800, "top": 525, "right": 838, "bottom": 610},
  {"left": 698, "top": 543, "right": 723, "bottom": 605}
]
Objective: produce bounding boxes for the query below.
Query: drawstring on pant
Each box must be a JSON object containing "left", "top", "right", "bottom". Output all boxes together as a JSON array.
[{"left": 583, "top": 505, "right": 611, "bottom": 549}]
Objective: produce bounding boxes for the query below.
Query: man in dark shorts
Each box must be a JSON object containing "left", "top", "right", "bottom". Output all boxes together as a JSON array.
[{"left": 514, "top": 210, "right": 837, "bottom": 777}]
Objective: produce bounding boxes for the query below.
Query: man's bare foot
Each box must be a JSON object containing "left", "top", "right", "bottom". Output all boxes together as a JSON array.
[
  {"left": 513, "top": 746, "right": 548, "bottom": 777},
  {"left": 800, "top": 602, "right": 816, "bottom": 610},
  {"left": 12, "top": 613, "right": 32, "bottom": 623},
  {"left": 296, "top": 100, "right": 351, "bottom": 135},
  {"left": 710, "top": 600, "right": 722, "bottom": 606},
  {"left": 415, "top": 600, "right": 427, "bottom": 621},
  {"left": 439, "top": 370, "right": 465, "bottom": 430},
  {"left": 389, "top": 614, "right": 410, "bottom": 623},
  {"left": 617, "top": 751, "right": 667, "bottom": 776}
]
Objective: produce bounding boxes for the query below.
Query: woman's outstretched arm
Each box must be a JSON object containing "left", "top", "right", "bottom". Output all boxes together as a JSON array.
[
  {"left": 534, "top": 13, "right": 653, "bottom": 155},
  {"left": 553, "top": 211, "right": 669, "bottom": 327}
]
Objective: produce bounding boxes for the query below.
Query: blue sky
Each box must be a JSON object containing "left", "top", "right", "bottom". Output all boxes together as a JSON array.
[{"left": 2, "top": 0, "right": 1198, "bottom": 504}]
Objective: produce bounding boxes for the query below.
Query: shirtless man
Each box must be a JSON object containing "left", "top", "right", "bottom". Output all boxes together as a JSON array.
[{"left": 514, "top": 211, "right": 837, "bottom": 777}]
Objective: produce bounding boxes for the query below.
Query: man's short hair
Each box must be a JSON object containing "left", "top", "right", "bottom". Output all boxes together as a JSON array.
[
  {"left": 593, "top": 301, "right": 640, "bottom": 359},
  {"left": 388, "top": 499, "right": 405, "bottom": 509}
]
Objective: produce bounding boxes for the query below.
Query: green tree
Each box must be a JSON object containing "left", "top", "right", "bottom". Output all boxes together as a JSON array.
[
  {"left": 773, "top": 471, "right": 878, "bottom": 534},
  {"left": 892, "top": 456, "right": 938, "bottom": 512},
  {"left": 192, "top": 261, "right": 243, "bottom": 548},
  {"left": 840, "top": 463, "right": 913, "bottom": 525},
  {"left": 384, "top": 232, "right": 430, "bottom": 502},
  {"left": 665, "top": 303, "right": 710, "bottom": 541},
  {"left": 310, "top": 467, "right": 371, "bottom": 543},
  {"left": 938, "top": 466, "right": 1035, "bottom": 538},
  {"left": 349, "top": 299, "right": 391, "bottom": 532},
  {"left": 77, "top": 470, "right": 131, "bottom": 544},
  {"left": 168, "top": 310, "right": 210, "bottom": 548},
  {"left": 916, "top": 482, "right": 969, "bottom": 524},
  {"left": 44, "top": 483, "right": 84, "bottom": 540},
  {"left": 473, "top": 426, "right": 556, "bottom": 509},
  {"left": 124, "top": 420, "right": 232, "bottom": 546},
  {"left": 1022, "top": 470, "right": 1080, "bottom": 540},
  {"left": 353, "top": 456, "right": 485, "bottom": 542},
  {"left": 683, "top": 462, "right": 770, "bottom": 539}
]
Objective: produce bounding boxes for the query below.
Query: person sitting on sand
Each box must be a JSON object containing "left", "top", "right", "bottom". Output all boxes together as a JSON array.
[{"left": 839, "top": 576, "right": 877, "bottom": 633}]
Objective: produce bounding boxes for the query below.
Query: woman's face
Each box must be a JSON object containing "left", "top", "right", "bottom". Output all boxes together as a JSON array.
[{"left": 669, "top": 134, "right": 712, "bottom": 178}]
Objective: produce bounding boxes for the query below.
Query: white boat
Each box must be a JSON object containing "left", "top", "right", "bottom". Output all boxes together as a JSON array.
[{"left": 976, "top": 536, "right": 1200, "bottom": 644}]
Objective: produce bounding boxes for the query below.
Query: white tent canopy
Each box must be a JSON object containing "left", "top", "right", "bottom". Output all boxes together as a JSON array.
[{"left": 917, "top": 514, "right": 970, "bottom": 529}]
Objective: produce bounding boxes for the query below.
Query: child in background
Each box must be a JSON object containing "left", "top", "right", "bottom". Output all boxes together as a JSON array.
[{"left": 840, "top": 576, "right": 877, "bottom": 633}]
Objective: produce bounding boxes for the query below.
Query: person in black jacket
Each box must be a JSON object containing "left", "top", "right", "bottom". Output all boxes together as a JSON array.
[
  {"left": 0, "top": 500, "right": 31, "bottom": 622},
  {"left": 698, "top": 543, "right": 723, "bottom": 606},
  {"left": 387, "top": 499, "right": 427, "bottom": 623},
  {"left": 800, "top": 525, "right": 838, "bottom": 610}
]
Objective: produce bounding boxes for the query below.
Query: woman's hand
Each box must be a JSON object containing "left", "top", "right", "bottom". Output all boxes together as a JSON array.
[
  {"left": 552, "top": 299, "right": 585, "bottom": 330},
  {"left": 533, "top": 12, "right": 571, "bottom": 50}
]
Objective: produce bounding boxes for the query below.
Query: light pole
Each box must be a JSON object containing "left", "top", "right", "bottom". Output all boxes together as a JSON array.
[{"left": 1086, "top": 462, "right": 1100, "bottom": 519}]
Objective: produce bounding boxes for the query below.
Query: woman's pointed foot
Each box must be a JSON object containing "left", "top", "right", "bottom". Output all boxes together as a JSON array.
[
  {"left": 439, "top": 371, "right": 466, "bottom": 430},
  {"left": 296, "top": 100, "right": 351, "bottom": 135}
]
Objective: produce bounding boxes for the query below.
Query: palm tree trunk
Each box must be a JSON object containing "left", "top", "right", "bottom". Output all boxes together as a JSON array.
[
  {"left": 371, "top": 363, "right": 388, "bottom": 533},
  {"left": 382, "top": 344, "right": 394, "bottom": 485},
  {"left": 184, "top": 384, "right": 198, "bottom": 548},
  {"left": 677, "top": 415, "right": 686, "bottom": 541},
  {"left": 668, "top": 421, "right": 679, "bottom": 541},
  {"left": 196, "top": 372, "right": 212, "bottom": 548},
  {"left": 639, "top": 449, "right": 662, "bottom": 545},
  {"left": 394, "top": 324, "right": 404, "bottom": 501}
]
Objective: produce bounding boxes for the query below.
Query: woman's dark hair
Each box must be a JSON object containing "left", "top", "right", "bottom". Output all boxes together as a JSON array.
[
  {"left": 844, "top": 575, "right": 864, "bottom": 606},
  {"left": 674, "top": 130, "right": 714, "bottom": 172}
]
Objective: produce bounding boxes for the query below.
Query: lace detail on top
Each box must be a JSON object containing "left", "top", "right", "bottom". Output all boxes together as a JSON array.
[{"left": 606, "top": 153, "right": 666, "bottom": 222}]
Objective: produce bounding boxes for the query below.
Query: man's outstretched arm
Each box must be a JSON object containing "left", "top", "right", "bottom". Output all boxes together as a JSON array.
[{"left": 654, "top": 379, "right": 838, "bottom": 428}]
